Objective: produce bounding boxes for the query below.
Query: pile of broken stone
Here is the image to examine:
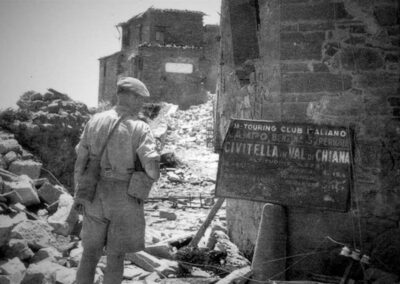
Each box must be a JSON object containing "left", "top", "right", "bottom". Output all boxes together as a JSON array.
[
  {"left": 0, "top": 93, "right": 251, "bottom": 284},
  {"left": 0, "top": 129, "right": 250, "bottom": 284}
]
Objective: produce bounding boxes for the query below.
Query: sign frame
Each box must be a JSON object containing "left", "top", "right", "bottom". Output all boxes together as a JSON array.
[{"left": 215, "top": 118, "right": 354, "bottom": 212}]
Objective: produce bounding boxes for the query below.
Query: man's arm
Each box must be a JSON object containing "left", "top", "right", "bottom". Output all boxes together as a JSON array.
[{"left": 136, "top": 124, "right": 160, "bottom": 180}]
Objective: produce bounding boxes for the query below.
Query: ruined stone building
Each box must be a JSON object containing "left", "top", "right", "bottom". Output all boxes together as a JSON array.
[
  {"left": 98, "top": 8, "right": 220, "bottom": 108},
  {"left": 216, "top": 0, "right": 400, "bottom": 280}
]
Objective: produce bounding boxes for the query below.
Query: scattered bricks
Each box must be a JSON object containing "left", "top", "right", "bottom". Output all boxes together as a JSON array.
[
  {"left": 0, "top": 139, "right": 21, "bottom": 155},
  {"left": 4, "top": 175, "right": 40, "bottom": 206},
  {"left": 31, "top": 247, "right": 62, "bottom": 263},
  {"left": 123, "top": 264, "right": 150, "bottom": 280},
  {"left": 3, "top": 151, "right": 18, "bottom": 165},
  {"left": 47, "top": 193, "right": 78, "bottom": 236},
  {"left": 9, "top": 160, "right": 42, "bottom": 179},
  {"left": 159, "top": 210, "right": 178, "bottom": 221},
  {"left": 280, "top": 32, "right": 325, "bottom": 60},
  {"left": 281, "top": 2, "right": 351, "bottom": 21},
  {"left": 0, "top": 212, "right": 27, "bottom": 247},
  {"left": 0, "top": 257, "right": 26, "bottom": 284},
  {"left": 4, "top": 238, "right": 35, "bottom": 260},
  {"left": 37, "top": 181, "right": 64, "bottom": 205},
  {"left": 11, "top": 220, "right": 56, "bottom": 250},
  {"left": 374, "top": 6, "right": 400, "bottom": 26},
  {"left": 281, "top": 73, "right": 352, "bottom": 93},
  {"left": 333, "top": 47, "right": 384, "bottom": 71}
]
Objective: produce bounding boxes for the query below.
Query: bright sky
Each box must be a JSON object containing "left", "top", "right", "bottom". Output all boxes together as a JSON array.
[{"left": 0, "top": 0, "right": 221, "bottom": 109}]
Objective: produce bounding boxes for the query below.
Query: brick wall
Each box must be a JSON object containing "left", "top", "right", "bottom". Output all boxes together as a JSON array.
[{"left": 218, "top": 0, "right": 400, "bottom": 279}]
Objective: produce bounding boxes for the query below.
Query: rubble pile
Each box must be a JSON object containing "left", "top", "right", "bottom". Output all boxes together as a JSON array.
[
  {"left": 151, "top": 95, "right": 219, "bottom": 199},
  {"left": 0, "top": 89, "right": 91, "bottom": 190},
  {"left": 0, "top": 129, "right": 82, "bottom": 284}
]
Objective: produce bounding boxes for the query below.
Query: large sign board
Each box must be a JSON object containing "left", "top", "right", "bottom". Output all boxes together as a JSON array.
[{"left": 215, "top": 119, "right": 353, "bottom": 211}]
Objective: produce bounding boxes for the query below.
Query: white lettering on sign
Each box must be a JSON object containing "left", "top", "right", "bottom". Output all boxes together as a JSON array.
[
  {"left": 315, "top": 150, "right": 350, "bottom": 164},
  {"left": 224, "top": 142, "right": 279, "bottom": 157},
  {"left": 165, "top": 62, "right": 193, "bottom": 74}
]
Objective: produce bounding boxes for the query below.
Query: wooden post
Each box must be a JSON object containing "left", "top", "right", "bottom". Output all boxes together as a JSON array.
[
  {"left": 189, "top": 198, "right": 225, "bottom": 247},
  {"left": 249, "top": 203, "right": 287, "bottom": 283}
]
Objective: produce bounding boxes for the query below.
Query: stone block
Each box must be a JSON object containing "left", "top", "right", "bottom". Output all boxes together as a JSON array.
[
  {"left": 4, "top": 238, "right": 35, "bottom": 260},
  {"left": 333, "top": 47, "right": 384, "bottom": 70},
  {"left": 355, "top": 72, "right": 399, "bottom": 88},
  {"left": 0, "top": 257, "right": 26, "bottom": 284},
  {"left": 281, "top": 32, "right": 325, "bottom": 60},
  {"left": 281, "top": 2, "right": 351, "bottom": 21},
  {"left": 159, "top": 210, "right": 177, "bottom": 221},
  {"left": 126, "top": 251, "right": 179, "bottom": 277},
  {"left": 374, "top": 6, "right": 399, "bottom": 26},
  {"left": 281, "top": 73, "right": 352, "bottom": 93},
  {"left": 9, "top": 160, "right": 42, "bottom": 179},
  {"left": 144, "top": 243, "right": 173, "bottom": 259},
  {"left": 21, "top": 261, "right": 57, "bottom": 284},
  {"left": 11, "top": 220, "right": 56, "bottom": 250},
  {"left": 37, "top": 182, "right": 64, "bottom": 205},
  {"left": 3, "top": 151, "right": 18, "bottom": 165},
  {"left": 47, "top": 193, "right": 78, "bottom": 236},
  {"left": 123, "top": 264, "right": 150, "bottom": 280},
  {"left": 0, "top": 212, "right": 28, "bottom": 247},
  {"left": 32, "top": 247, "right": 62, "bottom": 263},
  {"left": 46, "top": 102, "right": 60, "bottom": 114},
  {"left": 4, "top": 175, "right": 40, "bottom": 206},
  {"left": 282, "top": 102, "right": 310, "bottom": 121},
  {"left": 0, "top": 139, "right": 21, "bottom": 155},
  {"left": 69, "top": 242, "right": 83, "bottom": 267}
]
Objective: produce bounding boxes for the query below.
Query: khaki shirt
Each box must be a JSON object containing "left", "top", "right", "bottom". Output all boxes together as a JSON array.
[{"left": 74, "top": 106, "right": 160, "bottom": 189}]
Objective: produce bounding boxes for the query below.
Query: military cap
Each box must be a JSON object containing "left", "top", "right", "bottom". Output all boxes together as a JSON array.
[{"left": 117, "top": 77, "right": 150, "bottom": 97}]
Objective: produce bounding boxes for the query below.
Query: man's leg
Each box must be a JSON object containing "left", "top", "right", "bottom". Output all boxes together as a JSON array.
[
  {"left": 103, "top": 253, "right": 125, "bottom": 284},
  {"left": 75, "top": 246, "right": 103, "bottom": 284},
  {"left": 75, "top": 198, "right": 108, "bottom": 284}
]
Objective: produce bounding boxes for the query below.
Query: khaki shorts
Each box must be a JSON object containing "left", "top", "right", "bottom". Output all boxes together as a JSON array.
[{"left": 81, "top": 178, "right": 145, "bottom": 254}]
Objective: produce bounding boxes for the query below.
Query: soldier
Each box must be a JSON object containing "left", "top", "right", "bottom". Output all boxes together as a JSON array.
[{"left": 74, "top": 77, "right": 160, "bottom": 284}]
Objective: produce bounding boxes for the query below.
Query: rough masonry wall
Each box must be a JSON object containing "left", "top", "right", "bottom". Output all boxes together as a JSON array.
[
  {"left": 98, "top": 52, "right": 122, "bottom": 104},
  {"left": 138, "top": 46, "right": 207, "bottom": 109},
  {"left": 149, "top": 10, "right": 204, "bottom": 46},
  {"left": 218, "top": 0, "right": 400, "bottom": 279}
]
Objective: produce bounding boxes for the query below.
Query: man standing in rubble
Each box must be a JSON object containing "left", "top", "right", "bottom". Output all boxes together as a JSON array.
[{"left": 73, "top": 77, "right": 160, "bottom": 284}]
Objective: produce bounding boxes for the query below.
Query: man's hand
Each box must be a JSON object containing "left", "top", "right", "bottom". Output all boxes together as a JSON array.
[{"left": 73, "top": 198, "right": 85, "bottom": 214}]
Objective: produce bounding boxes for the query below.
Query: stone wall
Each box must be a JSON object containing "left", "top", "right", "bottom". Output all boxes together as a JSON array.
[
  {"left": 218, "top": 0, "right": 400, "bottom": 279},
  {"left": 148, "top": 9, "right": 204, "bottom": 47},
  {"left": 98, "top": 52, "right": 123, "bottom": 104},
  {"left": 138, "top": 45, "right": 207, "bottom": 109}
]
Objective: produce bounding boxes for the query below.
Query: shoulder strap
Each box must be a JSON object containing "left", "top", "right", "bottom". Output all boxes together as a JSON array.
[{"left": 98, "top": 115, "right": 125, "bottom": 159}]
